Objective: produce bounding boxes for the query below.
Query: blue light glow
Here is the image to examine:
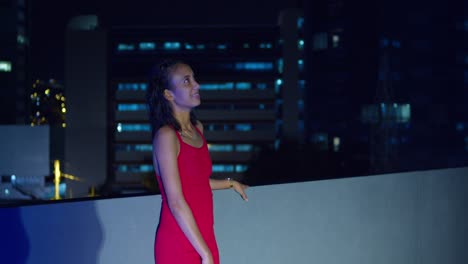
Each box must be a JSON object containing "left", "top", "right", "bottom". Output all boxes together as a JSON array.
[
  {"left": 117, "top": 124, "right": 151, "bottom": 132},
  {"left": 236, "top": 82, "right": 251, "bottom": 90},
  {"left": 164, "top": 42, "right": 181, "bottom": 50},
  {"left": 117, "top": 83, "right": 147, "bottom": 91},
  {"left": 200, "top": 83, "right": 234, "bottom": 90},
  {"left": 235, "top": 124, "right": 252, "bottom": 131},
  {"left": 139, "top": 42, "right": 156, "bottom": 50},
  {"left": 117, "top": 104, "right": 147, "bottom": 111},
  {"left": 235, "top": 62, "right": 274, "bottom": 71},
  {"left": 117, "top": 165, "right": 154, "bottom": 173},
  {"left": 117, "top": 43, "right": 135, "bottom": 51}
]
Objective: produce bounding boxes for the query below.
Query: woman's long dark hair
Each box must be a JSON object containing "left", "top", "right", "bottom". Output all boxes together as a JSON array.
[{"left": 146, "top": 59, "right": 198, "bottom": 138}]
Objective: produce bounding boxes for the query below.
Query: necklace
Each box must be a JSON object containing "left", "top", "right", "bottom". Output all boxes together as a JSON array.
[{"left": 179, "top": 127, "right": 195, "bottom": 138}]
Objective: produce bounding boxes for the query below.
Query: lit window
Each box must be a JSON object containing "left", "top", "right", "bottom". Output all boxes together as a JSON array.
[
  {"left": 139, "top": 42, "right": 156, "bottom": 50},
  {"left": 208, "top": 144, "right": 234, "bottom": 152},
  {"left": 196, "top": 44, "right": 206, "bottom": 50},
  {"left": 235, "top": 82, "right": 251, "bottom": 90},
  {"left": 298, "top": 39, "right": 304, "bottom": 50},
  {"left": 298, "top": 59, "right": 304, "bottom": 71},
  {"left": 0, "top": 61, "right": 12, "bottom": 72},
  {"left": 277, "top": 58, "right": 284, "bottom": 73},
  {"left": 116, "top": 123, "right": 151, "bottom": 132},
  {"left": 117, "top": 104, "right": 147, "bottom": 111},
  {"left": 117, "top": 164, "right": 153, "bottom": 173},
  {"left": 275, "top": 79, "right": 282, "bottom": 93},
  {"left": 17, "top": 34, "right": 26, "bottom": 45},
  {"left": 332, "top": 34, "right": 340, "bottom": 48},
  {"left": 212, "top": 164, "right": 234, "bottom": 172},
  {"left": 297, "top": 17, "right": 304, "bottom": 29},
  {"left": 313, "top": 33, "right": 328, "bottom": 50},
  {"left": 259, "top": 42, "right": 273, "bottom": 49},
  {"left": 333, "top": 137, "right": 341, "bottom": 152},
  {"left": 235, "top": 62, "right": 274, "bottom": 71},
  {"left": 164, "top": 42, "right": 181, "bottom": 50},
  {"left": 200, "top": 83, "right": 234, "bottom": 90},
  {"left": 217, "top": 44, "right": 227, "bottom": 50},
  {"left": 235, "top": 124, "right": 252, "bottom": 131},
  {"left": 117, "top": 83, "right": 147, "bottom": 91},
  {"left": 235, "top": 165, "right": 248, "bottom": 172},
  {"left": 117, "top": 43, "right": 135, "bottom": 51},
  {"left": 235, "top": 144, "right": 253, "bottom": 152},
  {"left": 185, "top": 43, "right": 194, "bottom": 49}
]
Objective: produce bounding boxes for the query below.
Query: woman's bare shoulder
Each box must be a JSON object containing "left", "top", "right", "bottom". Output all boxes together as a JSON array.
[{"left": 154, "top": 125, "right": 177, "bottom": 142}]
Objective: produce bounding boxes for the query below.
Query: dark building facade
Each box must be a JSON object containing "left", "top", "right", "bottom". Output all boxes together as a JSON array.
[
  {"left": 303, "top": 0, "right": 468, "bottom": 176},
  {"left": 0, "top": 0, "right": 31, "bottom": 124}
]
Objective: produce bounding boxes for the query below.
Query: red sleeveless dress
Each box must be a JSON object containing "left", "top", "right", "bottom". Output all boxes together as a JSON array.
[{"left": 154, "top": 126, "right": 219, "bottom": 264}]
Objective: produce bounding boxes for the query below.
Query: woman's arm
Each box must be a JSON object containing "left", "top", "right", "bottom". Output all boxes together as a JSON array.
[
  {"left": 209, "top": 178, "right": 249, "bottom": 201},
  {"left": 153, "top": 126, "right": 212, "bottom": 261},
  {"left": 196, "top": 120, "right": 249, "bottom": 201}
]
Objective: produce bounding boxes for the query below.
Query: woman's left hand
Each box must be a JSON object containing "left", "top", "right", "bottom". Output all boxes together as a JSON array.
[{"left": 232, "top": 180, "right": 249, "bottom": 201}]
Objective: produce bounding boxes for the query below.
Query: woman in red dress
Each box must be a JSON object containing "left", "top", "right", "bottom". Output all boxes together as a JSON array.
[{"left": 147, "top": 59, "right": 249, "bottom": 264}]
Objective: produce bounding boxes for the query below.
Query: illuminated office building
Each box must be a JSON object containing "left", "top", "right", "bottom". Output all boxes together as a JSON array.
[
  {"left": 108, "top": 9, "right": 304, "bottom": 191},
  {"left": 0, "top": 0, "right": 31, "bottom": 124},
  {"left": 64, "top": 9, "right": 304, "bottom": 194}
]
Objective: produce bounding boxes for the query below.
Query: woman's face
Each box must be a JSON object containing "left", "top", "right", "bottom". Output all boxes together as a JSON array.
[{"left": 166, "top": 63, "right": 201, "bottom": 110}]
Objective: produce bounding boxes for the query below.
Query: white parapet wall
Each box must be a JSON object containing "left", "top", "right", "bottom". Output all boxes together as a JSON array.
[{"left": 1, "top": 166, "right": 467, "bottom": 264}]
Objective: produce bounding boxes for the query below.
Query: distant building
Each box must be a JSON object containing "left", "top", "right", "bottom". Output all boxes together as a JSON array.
[{"left": 0, "top": 0, "right": 31, "bottom": 124}]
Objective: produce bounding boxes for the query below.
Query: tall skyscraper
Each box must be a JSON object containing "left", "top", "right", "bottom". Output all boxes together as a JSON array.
[{"left": 0, "top": 0, "right": 31, "bottom": 124}]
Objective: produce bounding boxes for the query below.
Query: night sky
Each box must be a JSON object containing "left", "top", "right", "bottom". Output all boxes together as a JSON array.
[{"left": 30, "top": 0, "right": 301, "bottom": 82}]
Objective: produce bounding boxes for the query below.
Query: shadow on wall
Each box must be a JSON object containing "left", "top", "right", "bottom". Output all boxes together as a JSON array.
[
  {"left": 0, "top": 207, "right": 30, "bottom": 264},
  {"left": 19, "top": 201, "right": 104, "bottom": 264}
]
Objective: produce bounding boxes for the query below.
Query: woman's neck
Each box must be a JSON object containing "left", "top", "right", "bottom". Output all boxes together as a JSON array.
[{"left": 173, "top": 111, "right": 192, "bottom": 130}]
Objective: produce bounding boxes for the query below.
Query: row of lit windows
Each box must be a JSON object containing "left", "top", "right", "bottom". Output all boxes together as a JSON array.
[
  {"left": 117, "top": 104, "right": 147, "bottom": 111},
  {"left": 204, "top": 123, "right": 274, "bottom": 132},
  {"left": 116, "top": 41, "right": 276, "bottom": 52},
  {"left": 116, "top": 79, "right": 281, "bottom": 93},
  {"left": 117, "top": 102, "right": 275, "bottom": 112},
  {"left": 198, "top": 102, "right": 275, "bottom": 111},
  {"left": 312, "top": 32, "right": 341, "bottom": 50},
  {"left": 116, "top": 164, "right": 248, "bottom": 173},
  {"left": 116, "top": 81, "right": 276, "bottom": 92},
  {"left": 117, "top": 83, "right": 148, "bottom": 91},
  {"left": 115, "top": 143, "right": 254, "bottom": 152},
  {"left": 116, "top": 123, "right": 273, "bottom": 132},
  {"left": 200, "top": 82, "right": 270, "bottom": 91},
  {"left": 361, "top": 103, "right": 411, "bottom": 123}
]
